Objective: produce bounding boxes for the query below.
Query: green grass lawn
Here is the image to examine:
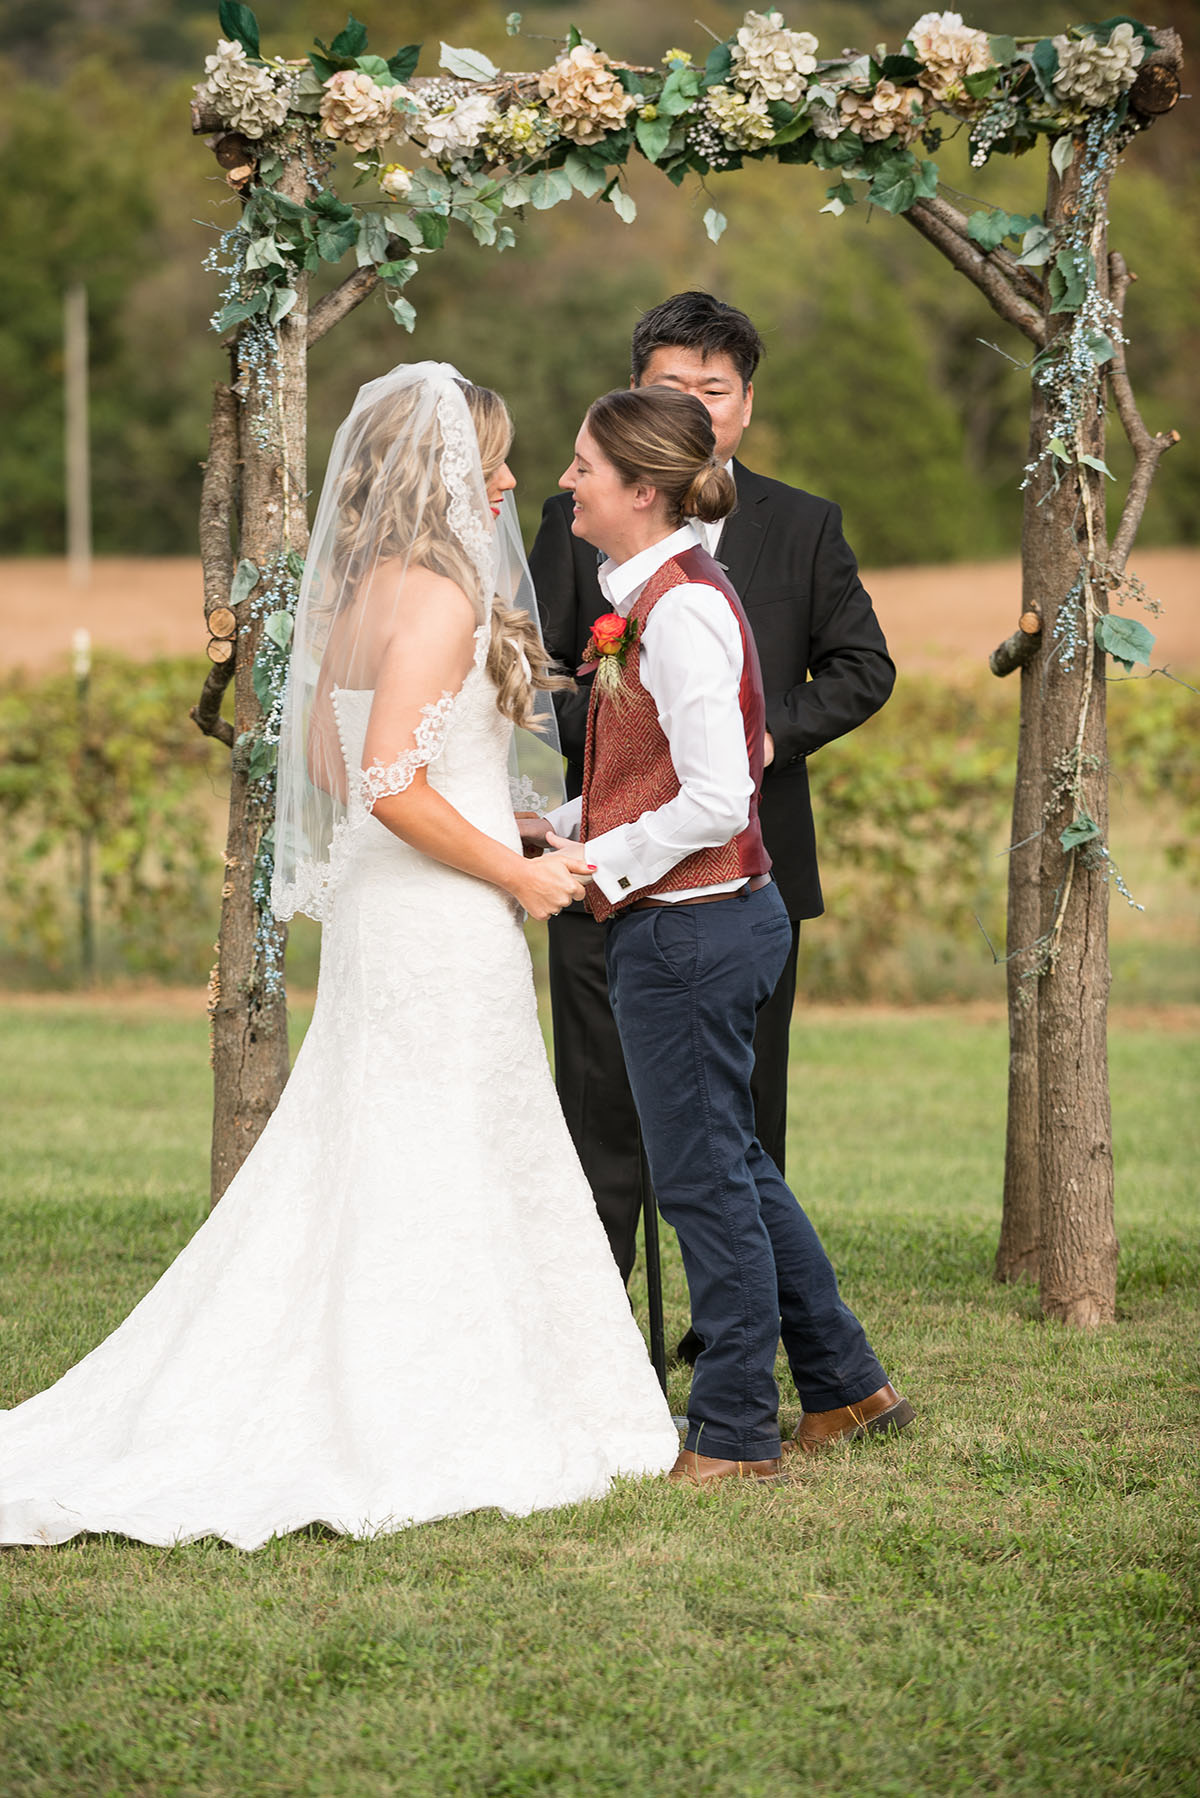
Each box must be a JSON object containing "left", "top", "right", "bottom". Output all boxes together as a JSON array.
[{"left": 1, "top": 996, "right": 1197, "bottom": 1796}]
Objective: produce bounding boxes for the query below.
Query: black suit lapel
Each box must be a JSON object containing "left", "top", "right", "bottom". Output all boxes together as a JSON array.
[{"left": 719, "top": 462, "right": 771, "bottom": 597}]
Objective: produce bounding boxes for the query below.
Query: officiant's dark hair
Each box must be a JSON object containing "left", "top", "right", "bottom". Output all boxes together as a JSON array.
[
  {"left": 630, "top": 292, "right": 763, "bottom": 390},
  {"left": 586, "top": 388, "right": 736, "bottom": 526}
]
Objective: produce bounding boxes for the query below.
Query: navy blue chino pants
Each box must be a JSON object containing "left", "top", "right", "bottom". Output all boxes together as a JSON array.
[{"left": 605, "top": 878, "right": 887, "bottom": 1462}]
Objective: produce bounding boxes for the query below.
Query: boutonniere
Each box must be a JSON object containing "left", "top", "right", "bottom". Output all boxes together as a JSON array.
[{"left": 580, "top": 612, "right": 640, "bottom": 704}]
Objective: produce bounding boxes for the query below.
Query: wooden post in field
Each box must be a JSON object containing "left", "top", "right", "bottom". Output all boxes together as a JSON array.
[{"left": 64, "top": 285, "right": 91, "bottom": 592}]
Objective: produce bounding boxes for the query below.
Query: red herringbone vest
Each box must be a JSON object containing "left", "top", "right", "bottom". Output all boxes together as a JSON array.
[{"left": 581, "top": 545, "right": 771, "bottom": 922}]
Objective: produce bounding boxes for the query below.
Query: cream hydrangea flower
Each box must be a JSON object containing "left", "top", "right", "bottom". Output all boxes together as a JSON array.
[
  {"left": 319, "top": 69, "right": 398, "bottom": 153},
  {"left": 704, "top": 85, "right": 777, "bottom": 152},
  {"left": 537, "top": 45, "right": 637, "bottom": 144},
  {"left": 195, "top": 38, "right": 290, "bottom": 139},
  {"left": 731, "top": 9, "right": 819, "bottom": 105},
  {"left": 907, "top": 10, "right": 994, "bottom": 106},
  {"left": 1052, "top": 23, "right": 1145, "bottom": 109},
  {"left": 839, "top": 79, "right": 927, "bottom": 144},
  {"left": 417, "top": 92, "right": 497, "bottom": 163}
]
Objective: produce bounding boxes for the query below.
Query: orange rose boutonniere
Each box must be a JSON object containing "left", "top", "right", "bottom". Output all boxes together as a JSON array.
[{"left": 581, "top": 612, "right": 640, "bottom": 704}]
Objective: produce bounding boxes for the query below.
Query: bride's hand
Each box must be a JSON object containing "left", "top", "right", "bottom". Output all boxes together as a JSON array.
[{"left": 513, "top": 847, "right": 594, "bottom": 921}]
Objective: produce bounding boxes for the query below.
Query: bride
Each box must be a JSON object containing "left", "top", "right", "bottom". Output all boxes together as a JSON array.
[{"left": 0, "top": 362, "right": 679, "bottom": 1550}]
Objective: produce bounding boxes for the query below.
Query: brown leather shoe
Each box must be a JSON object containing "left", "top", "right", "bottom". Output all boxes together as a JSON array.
[
  {"left": 785, "top": 1383, "right": 915, "bottom": 1454},
  {"left": 669, "top": 1448, "right": 781, "bottom": 1486}
]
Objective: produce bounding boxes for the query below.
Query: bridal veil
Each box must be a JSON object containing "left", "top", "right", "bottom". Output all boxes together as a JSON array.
[{"left": 271, "top": 361, "right": 564, "bottom": 922}]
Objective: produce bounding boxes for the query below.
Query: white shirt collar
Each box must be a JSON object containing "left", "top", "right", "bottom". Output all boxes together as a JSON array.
[{"left": 598, "top": 523, "right": 702, "bottom": 616}]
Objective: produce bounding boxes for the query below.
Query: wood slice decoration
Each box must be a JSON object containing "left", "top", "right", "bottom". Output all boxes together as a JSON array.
[
  {"left": 1019, "top": 611, "right": 1042, "bottom": 636},
  {"left": 1129, "top": 60, "right": 1181, "bottom": 117},
  {"left": 207, "top": 637, "right": 235, "bottom": 664},
  {"left": 208, "top": 606, "right": 237, "bottom": 639}
]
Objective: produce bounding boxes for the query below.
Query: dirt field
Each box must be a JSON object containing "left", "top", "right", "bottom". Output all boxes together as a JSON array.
[{"left": 3, "top": 548, "right": 1197, "bottom": 675}]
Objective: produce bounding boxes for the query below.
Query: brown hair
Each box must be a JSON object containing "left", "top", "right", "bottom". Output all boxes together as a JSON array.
[{"left": 585, "top": 387, "right": 736, "bottom": 526}]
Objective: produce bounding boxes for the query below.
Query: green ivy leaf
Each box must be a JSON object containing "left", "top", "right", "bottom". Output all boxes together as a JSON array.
[
  {"left": 355, "top": 54, "right": 395, "bottom": 85},
  {"left": 528, "top": 168, "right": 573, "bottom": 210},
  {"left": 1083, "top": 328, "right": 1115, "bottom": 366},
  {"left": 1029, "top": 37, "right": 1060, "bottom": 103},
  {"left": 1095, "top": 612, "right": 1155, "bottom": 671},
  {"left": 248, "top": 736, "right": 278, "bottom": 782},
  {"left": 658, "top": 68, "right": 701, "bottom": 117},
  {"left": 1048, "top": 246, "right": 1088, "bottom": 314},
  {"left": 215, "top": 291, "right": 269, "bottom": 332},
  {"left": 989, "top": 34, "right": 1018, "bottom": 65},
  {"left": 356, "top": 212, "right": 389, "bottom": 267},
  {"left": 867, "top": 153, "right": 936, "bottom": 216},
  {"left": 252, "top": 659, "right": 274, "bottom": 713},
  {"left": 703, "top": 43, "right": 732, "bottom": 89},
  {"left": 416, "top": 210, "right": 449, "bottom": 249},
  {"left": 501, "top": 175, "right": 532, "bottom": 210},
  {"left": 230, "top": 560, "right": 259, "bottom": 607},
  {"left": 308, "top": 189, "right": 355, "bottom": 222},
  {"left": 1017, "top": 221, "right": 1055, "bottom": 267},
  {"left": 635, "top": 115, "right": 673, "bottom": 163},
  {"left": 881, "top": 53, "right": 922, "bottom": 79},
  {"left": 1060, "top": 811, "right": 1101, "bottom": 852},
  {"left": 564, "top": 152, "right": 607, "bottom": 197},
  {"left": 286, "top": 551, "right": 306, "bottom": 581},
  {"left": 388, "top": 44, "right": 420, "bottom": 82},
  {"left": 218, "top": 2, "right": 260, "bottom": 61},
  {"left": 963, "top": 66, "right": 1000, "bottom": 99},
  {"left": 609, "top": 186, "right": 637, "bottom": 224},
  {"left": 967, "top": 208, "right": 1017, "bottom": 252},
  {"left": 376, "top": 257, "right": 417, "bottom": 284},
  {"left": 316, "top": 218, "right": 358, "bottom": 261},
  {"left": 264, "top": 611, "right": 294, "bottom": 650},
  {"left": 771, "top": 113, "right": 814, "bottom": 148},
  {"left": 329, "top": 16, "right": 369, "bottom": 59},
  {"left": 566, "top": 25, "right": 582, "bottom": 52}
]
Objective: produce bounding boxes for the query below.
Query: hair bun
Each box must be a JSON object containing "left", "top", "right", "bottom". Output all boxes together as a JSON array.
[{"left": 684, "top": 460, "right": 736, "bottom": 525}]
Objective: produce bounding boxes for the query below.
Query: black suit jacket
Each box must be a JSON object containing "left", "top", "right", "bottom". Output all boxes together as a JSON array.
[{"left": 528, "top": 461, "right": 895, "bottom": 920}]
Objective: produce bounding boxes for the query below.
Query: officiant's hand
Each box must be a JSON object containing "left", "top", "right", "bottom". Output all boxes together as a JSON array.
[
  {"left": 515, "top": 812, "right": 551, "bottom": 857},
  {"left": 513, "top": 845, "right": 594, "bottom": 921}
]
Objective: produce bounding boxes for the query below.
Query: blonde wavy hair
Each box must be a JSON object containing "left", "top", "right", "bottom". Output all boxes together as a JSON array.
[{"left": 330, "top": 377, "right": 567, "bottom": 728}]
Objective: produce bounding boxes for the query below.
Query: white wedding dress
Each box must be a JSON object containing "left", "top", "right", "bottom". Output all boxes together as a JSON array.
[{"left": 0, "top": 630, "right": 679, "bottom": 1549}]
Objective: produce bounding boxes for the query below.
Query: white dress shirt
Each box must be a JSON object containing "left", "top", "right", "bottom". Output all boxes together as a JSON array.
[{"left": 546, "top": 524, "right": 754, "bottom": 907}]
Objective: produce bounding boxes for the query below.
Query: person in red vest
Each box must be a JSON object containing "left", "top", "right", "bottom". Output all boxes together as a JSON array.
[{"left": 520, "top": 386, "right": 912, "bottom": 1484}]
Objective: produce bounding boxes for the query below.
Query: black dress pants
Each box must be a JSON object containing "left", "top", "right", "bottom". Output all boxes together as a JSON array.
[{"left": 546, "top": 900, "right": 801, "bottom": 1285}]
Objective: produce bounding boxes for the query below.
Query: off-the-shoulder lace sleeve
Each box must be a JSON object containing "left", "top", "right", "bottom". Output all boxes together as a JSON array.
[{"left": 355, "top": 623, "right": 489, "bottom": 811}]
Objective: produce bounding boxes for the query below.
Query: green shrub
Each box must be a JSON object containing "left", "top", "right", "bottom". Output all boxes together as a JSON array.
[{"left": 0, "top": 654, "right": 228, "bottom": 982}]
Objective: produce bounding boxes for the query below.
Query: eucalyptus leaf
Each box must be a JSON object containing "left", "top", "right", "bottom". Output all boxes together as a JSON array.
[
  {"left": 501, "top": 175, "right": 533, "bottom": 209},
  {"left": 495, "top": 224, "right": 516, "bottom": 252},
  {"left": 215, "top": 291, "right": 269, "bottom": 331},
  {"left": 1083, "top": 328, "right": 1115, "bottom": 366},
  {"left": 1060, "top": 812, "right": 1101, "bottom": 852},
  {"left": 230, "top": 560, "right": 260, "bottom": 607},
  {"left": 439, "top": 42, "right": 499, "bottom": 81},
  {"left": 819, "top": 197, "right": 845, "bottom": 216},
  {"left": 1095, "top": 612, "right": 1155, "bottom": 671},
  {"left": 252, "top": 658, "right": 274, "bottom": 712},
  {"left": 382, "top": 212, "right": 424, "bottom": 246},
  {"left": 963, "top": 66, "right": 1000, "bottom": 98},
  {"left": 1078, "top": 452, "right": 1115, "bottom": 479},
  {"left": 1050, "top": 133, "right": 1075, "bottom": 176},
  {"left": 609, "top": 187, "right": 637, "bottom": 224},
  {"left": 286, "top": 550, "right": 306, "bottom": 581},
  {"left": 387, "top": 293, "right": 417, "bottom": 332},
  {"left": 268, "top": 286, "right": 298, "bottom": 326},
  {"left": 703, "top": 207, "right": 727, "bottom": 243},
  {"left": 1048, "top": 436, "right": 1072, "bottom": 461},
  {"left": 218, "top": 1, "right": 260, "bottom": 61},
  {"left": 264, "top": 610, "right": 294, "bottom": 650}
]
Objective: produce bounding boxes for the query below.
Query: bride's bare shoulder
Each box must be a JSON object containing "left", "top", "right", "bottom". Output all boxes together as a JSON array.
[{"left": 368, "top": 559, "right": 477, "bottom": 643}]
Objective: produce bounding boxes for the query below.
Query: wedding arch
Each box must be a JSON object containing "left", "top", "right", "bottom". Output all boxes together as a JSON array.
[{"left": 190, "top": 4, "right": 1182, "bottom": 1328}]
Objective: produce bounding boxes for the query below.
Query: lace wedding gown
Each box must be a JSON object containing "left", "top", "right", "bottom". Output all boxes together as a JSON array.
[{"left": 0, "top": 631, "right": 679, "bottom": 1549}]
